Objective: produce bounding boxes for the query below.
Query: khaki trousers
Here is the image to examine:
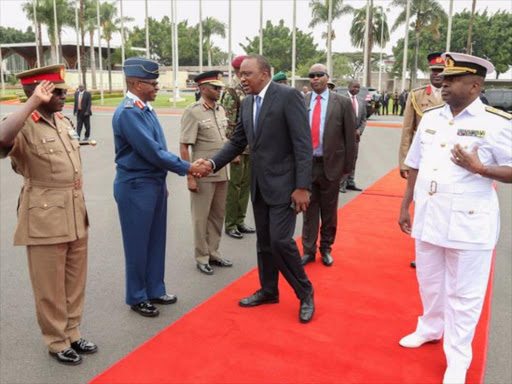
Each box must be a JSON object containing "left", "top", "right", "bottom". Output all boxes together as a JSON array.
[
  {"left": 190, "top": 181, "right": 228, "bottom": 265},
  {"left": 27, "top": 234, "right": 88, "bottom": 352}
]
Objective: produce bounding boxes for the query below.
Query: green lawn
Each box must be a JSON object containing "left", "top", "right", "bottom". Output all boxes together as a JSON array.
[{"left": 86, "top": 93, "right": 195, "bottom": 108}]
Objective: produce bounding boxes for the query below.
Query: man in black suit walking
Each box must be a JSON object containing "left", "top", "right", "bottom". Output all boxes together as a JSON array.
[
  {"left": 205, "top": 55, "right": 315, "bottom": 323},
  {"left": 73, "top": 84, "right": 92, "bottom": 140}
]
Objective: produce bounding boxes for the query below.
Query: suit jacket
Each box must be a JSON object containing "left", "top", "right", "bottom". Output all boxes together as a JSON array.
[
  {"left": 306, "top": 91, "right": 356, "bottom": 181},
  {"left": 211, "top": 81, "right": 312, "bottom": 205},
  {"left": 74, "top": 91, "right": 92, "bottom": 116},
  {"left": 347, "top": 92, "right": 367, "bottom": 133}
]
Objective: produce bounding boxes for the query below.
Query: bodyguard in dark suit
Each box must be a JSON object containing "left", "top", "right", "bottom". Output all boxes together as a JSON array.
[
  {"left": 73, "top": 84, "right": 92, "bottom": 140},
  {"left": 301, "top": 64, "right": 356, "bottom": 267},
  {"left": 112, "top": 58, "right": 208, "bottom": 317},
  {"left": 206, "top": 55, "right": 315, "bottom": 323}
]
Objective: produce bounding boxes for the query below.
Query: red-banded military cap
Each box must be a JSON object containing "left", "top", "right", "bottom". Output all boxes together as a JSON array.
[
  {"left": 427, "top": 52, "right": 445, "bottom": 69},
  {"left": 16, "top": 64, "right": 69, "bottom": 89},
  {"left": 194, "top": 70, "right": 224, "bottom": 87},
  {"left": 231, "top": 55, "right": 247, "bottom": 69},
  {"left": 441, "top": 52, "right": 494, "bottom": 77}
]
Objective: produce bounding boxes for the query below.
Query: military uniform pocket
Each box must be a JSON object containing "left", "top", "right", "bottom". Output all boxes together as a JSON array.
[
  {"left": 448, "top": 198, "right": 491, "bottom": 244},
  {"left": 28, "top": 192, "right": 69, "bottom": 238}
]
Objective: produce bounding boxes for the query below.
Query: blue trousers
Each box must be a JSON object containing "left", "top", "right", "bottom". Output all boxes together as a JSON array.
[{"left": 114, "top": 178, "right": 167, "bottom": 305}]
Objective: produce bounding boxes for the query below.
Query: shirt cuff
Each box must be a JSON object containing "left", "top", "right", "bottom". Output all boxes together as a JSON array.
[{"left": 208, "top": 159, "right": 216, "bottom": 171}]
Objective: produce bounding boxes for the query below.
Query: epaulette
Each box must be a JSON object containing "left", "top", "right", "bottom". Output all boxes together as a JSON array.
[
  {"left": 31, "top": 111, "right": 41, "bottom": 123},
  {"left": 135, "top": 100, "right": 145, "bottom": 110},
  {"left": 485, "top": 106, "right": 512, "bottom": 120},
  {"left": 62, "top": 115, "right": 76, "bottom": 129},
  {"left": 423, "top": 104, "right": 445, "bottom": 113},
  {"left": 411, "top": 85, "right": 428, "bottom": 94},
  {"left": 124, "top": 98, "right": 134, "bottom": 108}
]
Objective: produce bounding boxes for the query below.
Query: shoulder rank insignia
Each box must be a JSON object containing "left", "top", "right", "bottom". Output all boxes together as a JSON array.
[
  {"left": 30, "top": 111, "right": 41, "bottom": 123},
  {"left": 423, "top": 104, "right": 445, "bottom": 113},
  {"left": 457, "top": 129, "right": 485, "bottom": 138},
  {"left": 426, "top": 85, "right": 432, "bottom": 95},
  {"left": 135, "top": 100, "right": 145, "bottom": 110},
  {"left": 124, "top": 98, "right": 134, "bottom": 108},
  {"left": 485, "top": 106, "right": 512, "bottom": 120}
]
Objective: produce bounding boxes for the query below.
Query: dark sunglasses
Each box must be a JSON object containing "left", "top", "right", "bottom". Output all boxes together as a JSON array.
[
  {"left": 137, "top": 80, "right": 159, "bottom": 87},
  {"left": 308, "top": 72, "right": 327, "bottom": 79}
]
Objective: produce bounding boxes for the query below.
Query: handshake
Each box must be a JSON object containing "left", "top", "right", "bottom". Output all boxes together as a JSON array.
[{"left": 188, "top": 158, "right": 213, "bottom": 178}]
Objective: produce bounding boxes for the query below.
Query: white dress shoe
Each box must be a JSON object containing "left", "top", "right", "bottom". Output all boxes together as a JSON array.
[
  {"left": 398, "top": 332, "right": 437, "bottom": 348},
  {"left": 443, "top": 365, "right": 467, "bottom": 384}
]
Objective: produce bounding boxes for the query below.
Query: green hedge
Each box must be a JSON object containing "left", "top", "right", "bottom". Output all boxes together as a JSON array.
[
  {"left": 0, "top": 95, "right": 18, "bottom": 101},
  {"left": 66, "top": 92, "right": 124, "bottom": 103}
]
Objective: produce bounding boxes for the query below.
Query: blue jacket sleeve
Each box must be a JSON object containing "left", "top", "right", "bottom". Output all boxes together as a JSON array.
[{"left": 117, "top": 108, "right": 190, "bottom": 176}]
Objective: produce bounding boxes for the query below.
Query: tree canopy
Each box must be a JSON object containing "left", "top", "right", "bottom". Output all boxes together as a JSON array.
[{"left": 0, "top": 26, "right": 35, "bottom": 44}]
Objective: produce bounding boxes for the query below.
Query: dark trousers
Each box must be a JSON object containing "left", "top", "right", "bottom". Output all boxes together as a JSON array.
[
  {"left": 76, "top": 112, "right": 91, "bottom": 139},
  {"left": 383, "top": 102, "right": 389, "bottom": 115},
  {"left": 225, "top": 154, "right": 251, "bottom": 230},
  {"left": 341, "top": 140, "right": 360, "bottom": 185},
  {"left": 392, "top": 103, "right": 399, "bottom": 115},
  {"left": 114, "top": 178, "right": 167, "bottom": 305},
  {"left": 252, "top": 187, "right": 313, "bottom": 300},
  {"left": 302, "top": 160, "right": 342, "bottom": 255}
]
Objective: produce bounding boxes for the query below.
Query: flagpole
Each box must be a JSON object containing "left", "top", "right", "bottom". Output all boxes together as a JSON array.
[
  {"left": 75, "top": 0, "right": 82, "bottom": 78},
  {"left": 362, "top": 0, "right": 370, "bottom": 87},
  {"left": 0, "top": 40, "right": 5, "bottom": 96},
  {"left": 326, "top": 0, "right": 333, "bottom": 76},
  {"left": 259, "top": 0, "right": 263, "bottom": 55},
  {"left": 53, "top": 0, "right": 60, "bottom": 63},
  {"left": 96, "top": 0, "right": 104, "bottom": 103},
  {"left": 145, "top": 0, "right": 150, "bottom": 58},
  {"left": 228, "top": 0, "right": 232, "bottom": 80},
  {"left": 446, "top": 0, "right": 454, "bottom": 51},
  {"left": 401, "top": 0, "right": 411, "bottom": 92},
  {"left": 33, "top": 0, "right": 41, "bottom": 67},
  {"left": 291, "top": 0, "right": 296, "bottom": 87},
  {"left": 119, "top": 0, "right": 126, "bottom": 94}
]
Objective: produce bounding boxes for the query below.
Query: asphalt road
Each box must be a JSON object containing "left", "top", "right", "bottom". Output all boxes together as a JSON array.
[{"left": 0, "top": 106, "right": 510, "bottom": 384}]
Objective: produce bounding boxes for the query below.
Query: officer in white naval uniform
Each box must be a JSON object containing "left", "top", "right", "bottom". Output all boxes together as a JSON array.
[{"left": 398, "top": 52, "right": 512, "bottom": 384}]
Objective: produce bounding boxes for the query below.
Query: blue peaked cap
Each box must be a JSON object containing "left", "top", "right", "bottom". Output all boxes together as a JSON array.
[{"left": 123, "top": 57, "right": 160, "bottom": 79}]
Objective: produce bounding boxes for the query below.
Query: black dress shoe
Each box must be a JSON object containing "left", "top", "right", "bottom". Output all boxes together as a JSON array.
[
  {"left": 225, "top": 228, "right": 243, "bottom": 239},
  {"left": 49, "top": 348, "right": 82, "bottom": 365},
  {"left": 237, "top": 224, "right": 256, "bottom": 234},
  {"left": 239, "top": 290, "right": 279, "bottom": 307},
  {"left": 321, "top": 252, "right": 334, "bottom": 266},
  {"left": 131, "top": 301, "right": 159, "bottom": 317},
  {"left": 71, "top": 338, "right": 98, "bottom": 354},
  {"left": 197, "top": 263, "right": 214, "bottom": 275},
  {"left": 301, "top": 253, "right": 316, "bottom": 266},
  {"left": 346, "top": 183, "right": 363, "bottom": 191},
  {"left": 149, "top": 294, "right": 178, "bottom": 305},
  {"left": 210, "top": 258, "right": 233, "bottom": 267},
  {"left": 299, "top": 292, "right": 315, "bottom": 323},
  {"left": 410, "top": 261, "right": 416, "bottom": 268},
  {"left": 339, "top": 184, "right": 346, "bottom": 193}
]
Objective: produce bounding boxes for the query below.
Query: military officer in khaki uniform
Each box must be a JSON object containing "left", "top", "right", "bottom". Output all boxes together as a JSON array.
[
  {"left": 399, "top": 52, "right": 445, "bottom": 179},
  {"left": 0, "top": 65, "right": 97, "bottom": 365},
  {"left": 180, "top": 71, "right": 233, "bottom": 275}
]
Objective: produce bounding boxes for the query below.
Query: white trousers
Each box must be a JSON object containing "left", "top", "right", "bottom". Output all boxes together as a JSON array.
[{"left": 414, "top": 240, "right": 493, "bottom": 369}]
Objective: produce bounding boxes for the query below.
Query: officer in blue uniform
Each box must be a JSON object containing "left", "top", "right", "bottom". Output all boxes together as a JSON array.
[{"left": 113, "top": 57, "right": 207, "bottom": 317}]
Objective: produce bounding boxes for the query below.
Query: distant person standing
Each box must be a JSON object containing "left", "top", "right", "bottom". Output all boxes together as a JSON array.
[
  {"left": 272, "top": 72, "right": 288, "bottom": 85},
  {"left": 479, "top": 89, "right": 489, "bottom": 105},
  {"left": 399, "top": 90, "right": 408, "bottom": 116},
  {"left": 382, "top": 92, "right": 390, "bottom": 115},
  {"left": 374, "top": 91, "right": 381, "bottom": 115},
  {"left": 392, "top": 91, "right": 400, "bottom": 115},
  {"left": 301, "top": 86, "right": 309, "bottom": 97},
  {"left": 73, "top": 84, "right": 92, "bottom": 140},
  {"left": 327, "top": 80, "right": 336, "bottom": 91}
]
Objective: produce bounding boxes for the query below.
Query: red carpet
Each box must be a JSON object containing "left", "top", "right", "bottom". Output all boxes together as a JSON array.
[{"left": 91, "top": 169, "right": 493, "bottom": 384}]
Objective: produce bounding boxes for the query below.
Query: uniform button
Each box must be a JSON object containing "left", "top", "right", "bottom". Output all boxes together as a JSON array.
[
  {"left": 74, "top": 193, "right": 78, "bottom": 198},
  {"left": 75, "top": 168, "right": 78, "bottom": 173},
  {"left": 67, "top": 149, "right": 71, "bottom": 153},
  {"left": 433, "top": 168, "right": 438, "bottom": 171},
  {"left": 469, "top": 210, "right": 474, "bottom": 214},
  {"left": 464, "top": 145, "right": 468, "bottom": 149},
  {"left": 440, "top": 143, "right": 446, "bottom": 148},
  {"left": 58, "top": 129, "right": 62, "bottom": 133},
  {"left": 43, "top": 203, "right": 48, "bottom": 208},
  {"left": 449, "top": 121, "right": 454, "bottom": 125},
  {"left": 49, "top": 149, "right": 54, "bottom": 153}
]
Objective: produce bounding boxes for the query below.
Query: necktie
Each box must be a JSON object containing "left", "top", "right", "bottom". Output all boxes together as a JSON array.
[
  {"left": 311, "top": 95, "right": 322, "bottom": 149},
  {"left": 253, "top": 95, "right": 261, "bottom": 135},
  {"left": 352, "top": 95, "right": 358, "bottom": 117}
]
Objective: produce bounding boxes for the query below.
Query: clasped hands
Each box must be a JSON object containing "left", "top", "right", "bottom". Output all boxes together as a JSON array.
[{"left": 188, "top": 158, "right": 213, "bottom": 178}]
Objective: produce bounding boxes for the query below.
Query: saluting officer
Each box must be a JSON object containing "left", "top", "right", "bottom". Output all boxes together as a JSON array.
[
  {"left": 221, "top": 55, "right": 256, "bottom": 240},
  {"left": 180, "top": 71, "right": 233, "bottom": 275},
  {"left": 398, "top": 53, "right": 512, "bottom": 384},
  {"left": 113, "top": 57, "right": 207, "bottom": 317},
  {"left": 0, "top": 66, "right": 97, "bottom": 365}
]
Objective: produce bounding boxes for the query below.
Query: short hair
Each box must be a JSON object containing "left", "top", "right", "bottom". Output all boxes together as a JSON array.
[
  {"left": 246, "top": 54, "right": 271, "bottom": 75},
  {"left": 348, "top": 80, "right": 360, "bottom": 87}
]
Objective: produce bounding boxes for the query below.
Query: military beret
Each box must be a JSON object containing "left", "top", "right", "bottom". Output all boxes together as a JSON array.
[
  {"left": 123, "top": 57, "right": 160, "bottom": 79},
  {"left": 16, "top": 64, "right": 70, "bottom": 89},
  {"left": 441, "top": 52, "right": 494, "bottom": 77},
  {"left": 427, "top": 52, "right": 445, "bottom": 69},
  {"left": 327, "top": 80, "right": 336, "bottom": 87},
  {"left": 272, "top": 72, "right": 287, "bottom": 82},
  {"left": 231, "top": 55, "right": 247, "bottom": 69},
  {"left": 194, "top": 70, "right": 224, "bottom": 87}
]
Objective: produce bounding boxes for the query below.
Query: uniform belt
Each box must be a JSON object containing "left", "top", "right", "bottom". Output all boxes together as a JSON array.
[
  {"left": 417, "top": 178, "right": 492, "bottom": 196},
  {"left": 313, "top": 156, "right": 323, "bottom": 163},
  {"left": 24, "top": 178, "right": 82, "bottom": 190}
]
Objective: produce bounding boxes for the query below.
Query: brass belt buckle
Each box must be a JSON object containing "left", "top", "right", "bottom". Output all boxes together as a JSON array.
[{"left": 429, "top": 181, "right": 437, "bottom": 196}]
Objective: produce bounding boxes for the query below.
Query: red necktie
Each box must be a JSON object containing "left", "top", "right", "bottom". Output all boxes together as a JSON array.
[
  {"left": 352, "top": 95, "right": 358, "bottom": 117},
  {"left": 311, "top": 95, "right": 322, "bottom": 149}
]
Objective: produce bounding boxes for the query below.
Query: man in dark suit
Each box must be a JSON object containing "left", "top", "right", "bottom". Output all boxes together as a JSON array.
[
  {"left": 73, "top": 84, "right": 92, "bottom": 140},
  {"left": 340, "top": 80, "right": 366, "bottom": 193},
  {"left": 205, "top": 55, "right": 315, "bottom": 323},
  {"left": 301, "top": 64, "right": 356, "bottom": 267}
]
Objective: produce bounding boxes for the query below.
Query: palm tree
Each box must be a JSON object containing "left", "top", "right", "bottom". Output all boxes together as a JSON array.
[
  {"left": 350, "top": 2, "right": 389, "bottom": 86},
  {"left": 392, "top": 0, "right": 446, "bottom": 87},
  {"left": 309, "top": 0, "right": 353, "bottom": 46},
  {"left": 100, "top": 1, "right": 132, "bottom": 91},
  {"left": 202, "top": 17, "right": 226, "bottom": 69},
  {"left": 23, "top": 0, "right": 74, "bottom": 65}
]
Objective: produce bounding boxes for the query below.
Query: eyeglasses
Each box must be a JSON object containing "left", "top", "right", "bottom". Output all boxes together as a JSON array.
[
  {"left": 308, "top": 72, "right": 327, "bottom": 79},
  {"left": 137, "top": 80, "right": 159, "bottom": 87}
]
